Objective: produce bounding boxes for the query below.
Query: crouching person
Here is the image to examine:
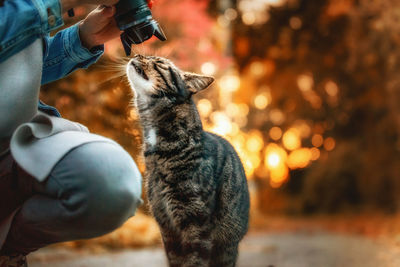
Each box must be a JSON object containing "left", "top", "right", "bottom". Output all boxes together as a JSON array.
[{"left": 0, "top": 0, "right": 144, "bottom": 266}]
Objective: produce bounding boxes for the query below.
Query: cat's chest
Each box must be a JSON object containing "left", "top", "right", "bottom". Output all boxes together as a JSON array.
[
  {"left": 146, "top": 178, "right": 179, "bottom": 226},
  {"left": 144, "top": 127, "right": 157, "bottom": 147}
]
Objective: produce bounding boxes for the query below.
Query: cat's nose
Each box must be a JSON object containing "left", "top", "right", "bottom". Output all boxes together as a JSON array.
[{"left": 130, "top": 58, "right": 139, "bottom": 66}]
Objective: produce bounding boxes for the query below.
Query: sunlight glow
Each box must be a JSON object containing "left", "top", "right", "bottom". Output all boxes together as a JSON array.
[
  {"left": 324, "top": 137, "right": 336, "bottom": 151},
  {"left": 224, "top": 8, "right": 238, "bottom": 21},
  {"left": 289, "top": 16, "right": 302, "bottom": 30},
  {"left": 201, "top": 62, "right": 216, "bottom": 76},
  {"left": 311, "top": 134, "right": 324, "bottom": 147},
  {"left": 265, "top": 144, "right": 287, "bottom": 169},
  {"left": 254, "top": 93, "right": 270, "bottom": 109},
  {"left": 310, "top": 147, "right": 321, "bottom": 161},
  {"left": 269, "top": 109, "right": 285, "bottom": 125},
  {"left": 270, "top": 166, "right": 289, "bottom": 187},
  {"left": 197, "top": 99, "right": 213, "bottom": 118},
  {"left": 219, "top": 75, "right": 241, "bottom": 92},
  {"left": 210, "top": 112, "right": 232, "bottom": 136},
  {"left": 239, "top": 0, "right": 286, "bottom": 26},
  {"left": 269, "top": 127, "right": 283, "bottom": 141},
  {"left": 267, "top": 153, "right": 281, "bottom": 168},
  {"left": 325, "top": 81, "right": 339, "bottom": 96},
  {"left": 297, "top": 74, "right": 314, "bottom": 92},
  {"left": 287, "top": 148, "right": 312, "bottom": 169},
  {"left": 282, "top": 128, "right": 301, "bottom": 151},
  {"left": 246, "top": 131, "right": 264, "bottom": 152}
]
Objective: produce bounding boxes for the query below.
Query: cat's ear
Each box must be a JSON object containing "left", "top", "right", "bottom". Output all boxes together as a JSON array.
[{"left": 183, "top": 73, "right": 215, "bottom": 94}]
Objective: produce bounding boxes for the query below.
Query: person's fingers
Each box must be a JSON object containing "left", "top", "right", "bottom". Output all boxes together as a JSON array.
[
  {"left": 84, "top": 0, "right": 119, "bottom": 7},
  {"left": 96, "top": 17, "right": 120, "bottom": 38},
  {"left": 102, "top": 6, "right": 116, "bottom": 18},
  {"left": 103, "top": 0, "right": 119, "bottom": 6},
  {"left": 79, "top": 4, "right": 120, "bottom": 48},
  {"left": 85, "top": 5, "right": 113, "bottom": 28}
]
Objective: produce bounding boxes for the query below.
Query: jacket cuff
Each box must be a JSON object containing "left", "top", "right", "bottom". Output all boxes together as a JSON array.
[
  {"left": 32, "top": 0, "right": 64, "bottom": 32},
  {"left": 63, "top": 23, "right": 104, "bottom": 64}
]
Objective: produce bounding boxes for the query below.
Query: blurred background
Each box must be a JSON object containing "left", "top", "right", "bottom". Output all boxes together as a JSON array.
[{"left": 32, "top": 0, "right": 400, "bottom": 266}]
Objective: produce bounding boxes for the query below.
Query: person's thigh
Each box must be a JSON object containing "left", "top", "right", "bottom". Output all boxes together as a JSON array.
[
  {"left": 30, "top": 141, "right": 143, "bottom": 236},
  {"left": 2, "top": 139, "right": 143, "bottom": 254}
]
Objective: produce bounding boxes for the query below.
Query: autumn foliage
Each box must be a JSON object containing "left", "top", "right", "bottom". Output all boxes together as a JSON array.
[{"left": 41, "top": 0, "right": 400, "bottom": 248}]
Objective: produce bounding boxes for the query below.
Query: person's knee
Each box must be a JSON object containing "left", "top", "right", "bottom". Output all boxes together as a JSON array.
[{"left": 50, "top": 141, "right": 143, "bottom": 236}]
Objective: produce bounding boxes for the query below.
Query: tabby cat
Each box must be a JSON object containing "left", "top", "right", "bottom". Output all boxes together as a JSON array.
[{"left": 126, "top": 54, "right": 250, "bottom": 267}]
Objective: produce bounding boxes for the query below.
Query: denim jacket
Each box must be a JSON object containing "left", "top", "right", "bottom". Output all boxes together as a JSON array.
[{"left": 0, "top": 0, "right": 105, "bottom": 117}]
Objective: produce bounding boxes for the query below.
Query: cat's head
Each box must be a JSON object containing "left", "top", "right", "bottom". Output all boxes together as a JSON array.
[{"left": 126, "top": 55, "right": 214, "bottom": 110}]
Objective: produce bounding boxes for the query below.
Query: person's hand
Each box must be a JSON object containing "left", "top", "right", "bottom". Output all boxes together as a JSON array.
[
  {"left": 79, "top": 5, "right": 121, "bottom": 50},
  {"left": 82, "top": 0, "right": 119, "bottom": 5},
  {"left": 60, "top": 0, "right": 119, "bottom": 12}
]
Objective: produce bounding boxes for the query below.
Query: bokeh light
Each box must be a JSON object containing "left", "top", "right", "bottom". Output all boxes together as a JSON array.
[
  {"left": 201, "top": 62, "right": 217, "bottom": 76},
  {"left": 218, "top": 74, "right": 241, "bottom": 92},
  {"left": 246, "top": 131, "right": 264, "bottom": 152},
  {"left": 289, "top": 16, "right": 302, "bottom": 30},
  {"left": 265, "top": 143, "right": 287, "bottom": 168},
  {"left": 269, "top": 126, "right": 283, "bottom": 141},
  {"left": 282, "top": 128, "right": 301, "bottom": 151},
  {"left": 287, "top": 148, "right": 312, "bottom": 169},
  {"left": 310, "top": 147, "right": 321, "bottom": 161},
  {"left": 197, "top": 99, "right": 213, "bottom": 118},
  {"left": 324, "top": 137, "right": 336, "bottom": 151},
  {"left": 312, "top": 134, "right": 324, "bottom": 147},
  {"left": 210, "top": 112, "right": 233, "bottom": 136},
  {"left": 269, "top": 109, "right": 285, "bottom": 125},
  {"left": 325, "top": 81, "right": 339, "bottom": 96},
  {"left": 297, "top": 74, "right": 314, "bottom": 92},
  {"left": 254, "top": 92, "right": 270, "bottom": 109}
]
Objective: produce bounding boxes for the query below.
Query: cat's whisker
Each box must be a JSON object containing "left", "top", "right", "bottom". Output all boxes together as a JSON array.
[
  {"left": 152, "top": 48, "right": 160, "bottom": 57},
  {"left": 94, "top": 74, "right": 126, "bottom": 86},
  {"left": 96, "top": 57, "right": 134, "bottom": 81},
  {"left": 162, "top": 46, "right": 174, "bottom": 58},
  {"left": 132, "top": 45, "right": 145, "bottom": 57},
  {"left": 97, "top": 60, "right": 128, "bottom": 72}
]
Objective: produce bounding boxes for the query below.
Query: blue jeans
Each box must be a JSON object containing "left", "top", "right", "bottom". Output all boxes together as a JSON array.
[{"left": 0, "top": 142, "right": 142, "bottom": 255}]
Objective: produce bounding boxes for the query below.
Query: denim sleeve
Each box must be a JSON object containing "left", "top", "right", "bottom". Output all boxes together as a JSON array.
[
  {"left": 0, "top": 0, "right": 63, "bottom": 63},
  {"left": 41, "top": 24, "right": 104, "bottom": 85}
]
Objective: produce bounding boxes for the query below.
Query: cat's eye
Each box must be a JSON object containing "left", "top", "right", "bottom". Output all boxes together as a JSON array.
[
  {"left": 134, "top": 65, "right": 142, "bottom": 74},
  {"left": 132, "top": 62, "right": 149, "bottom": 80}
]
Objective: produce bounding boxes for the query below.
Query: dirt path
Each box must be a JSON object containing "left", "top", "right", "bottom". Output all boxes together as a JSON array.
[{"left": 28, "top": 231, "right": 400, "bottom": 267}]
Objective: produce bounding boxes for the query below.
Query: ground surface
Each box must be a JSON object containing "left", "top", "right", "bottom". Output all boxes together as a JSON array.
[{"left": 28, "top": 231, "right": 400, "bottom": 267}]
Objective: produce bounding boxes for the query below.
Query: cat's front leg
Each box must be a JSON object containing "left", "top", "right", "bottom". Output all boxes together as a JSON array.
[
  {"left": 210, "top": 241, "right": 239, "bottom": 267},
  {"left": 161, "top": 230, "right": 185, "bottom": 267},
  {"left": 179, "top": 225, "right": 213, "bottom": 267}
]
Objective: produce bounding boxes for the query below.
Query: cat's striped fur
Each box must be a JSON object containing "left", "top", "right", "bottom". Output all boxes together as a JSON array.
[{"left": 126, "top": 54, "right": 250, "bottom": 267}]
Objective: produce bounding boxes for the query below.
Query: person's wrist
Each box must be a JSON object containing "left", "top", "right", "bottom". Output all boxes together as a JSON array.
[{"left": 78, "top": 21, "right": 99, "bottom": 50}]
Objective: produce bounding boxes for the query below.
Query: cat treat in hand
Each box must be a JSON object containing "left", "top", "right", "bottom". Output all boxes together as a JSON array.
[{"left": 126, "top": 54, "right": 250, "bottom": 267}]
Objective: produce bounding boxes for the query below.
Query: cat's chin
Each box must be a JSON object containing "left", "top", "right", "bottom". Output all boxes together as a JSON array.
[
  {"left": 130, "top": 87, "right": 153, "bottom": 110},
  {"left": 127, "top": 66, "right": 154, "bottom": 97}
]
